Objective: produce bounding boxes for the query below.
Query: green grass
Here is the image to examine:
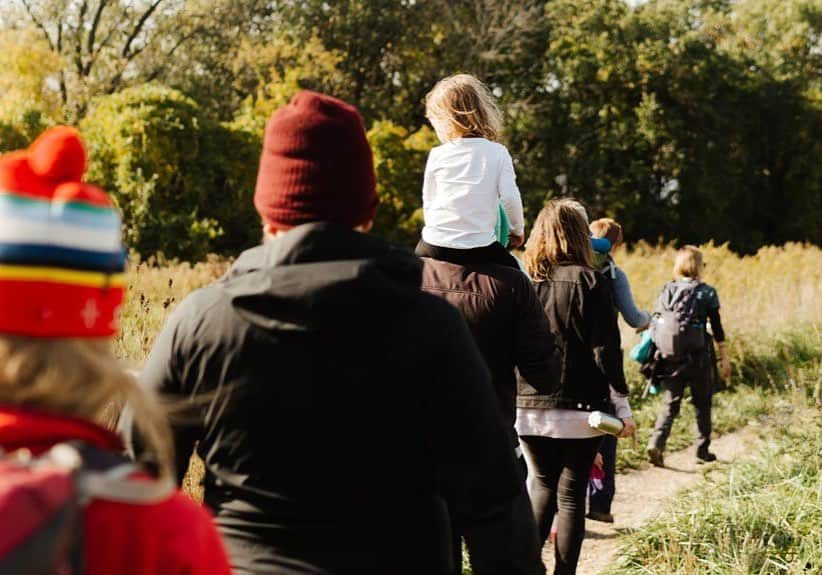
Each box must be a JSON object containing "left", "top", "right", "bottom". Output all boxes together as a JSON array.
[
  {"left": 613, "top": 407, "right": 821, "bottom": 574},
  {"left": 611, "top": 332, "right": 821, "bottom": 574},
  {"left": 616, "top": 327, "right": 821, "bottom": 472}
]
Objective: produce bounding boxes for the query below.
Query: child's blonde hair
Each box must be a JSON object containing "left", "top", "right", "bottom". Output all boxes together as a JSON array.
[
  {"left": 673, "top": 245, "right": 704, "bottom": 279},
  {"left": 590, "top": 218, "right": 623, "bottom": 247},
  {"left": 425, "top": 74, "right": 502, "bottom": 142},
  {"left": 0, "top": 336, "right": 174, "bottom": 478},
  {"left": 524, "top": 198, "right": 594, "bottom": 281}
]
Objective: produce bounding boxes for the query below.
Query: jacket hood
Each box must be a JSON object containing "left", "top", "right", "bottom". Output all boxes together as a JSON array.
[{"left": 222, "top": 223, "right": 422, "bottom": 332}]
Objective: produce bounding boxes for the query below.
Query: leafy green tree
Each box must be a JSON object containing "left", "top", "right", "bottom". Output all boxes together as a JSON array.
[
  {"left": 230, "top": 33, "right": 345, "bottom": 133},
  {"left": 81, "top": 85, "right": 222, "bottom": 259},
  {"left": 367, "top": 121, "right": 437, "bottom": 245}
]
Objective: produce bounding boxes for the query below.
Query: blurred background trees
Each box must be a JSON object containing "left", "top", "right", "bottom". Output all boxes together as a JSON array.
[{"left": 0, "top": 0, "right": 818, "bottom": 259}]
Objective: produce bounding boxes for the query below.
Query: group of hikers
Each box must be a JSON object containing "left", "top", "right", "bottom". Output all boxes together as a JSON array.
[{"left": 0, "top": 74, "right": 729, "bottom": 575}]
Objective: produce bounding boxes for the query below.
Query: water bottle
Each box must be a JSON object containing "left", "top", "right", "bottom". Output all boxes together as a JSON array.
[{"left": 588, "top": 411, "right": 624, "bottom": 436}]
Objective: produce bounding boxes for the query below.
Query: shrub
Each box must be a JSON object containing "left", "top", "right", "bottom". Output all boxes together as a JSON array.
[
  {"left": 82, "top": 85, "right": 260, "bottom": 260},
  {"left": 199, "top": 121, "right": 261, "bottom": 254},
  {"left": 367, "top": 121, "right": 437, "bottom": 246},
  {"left": 0, "top": 108, "right": 53, "bottom": 153}
]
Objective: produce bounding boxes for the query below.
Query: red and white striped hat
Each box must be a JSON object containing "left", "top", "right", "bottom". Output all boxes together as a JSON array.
[{"left": 0, "top": 127, "right": 126, "bottom": 338}]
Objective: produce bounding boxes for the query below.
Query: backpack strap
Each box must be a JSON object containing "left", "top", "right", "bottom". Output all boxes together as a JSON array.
[
  {"left": 56, "top": 442, "right": 175, "bottom": 506},
  {"left": 76, "top": 467, "right": 175, "bottom": 505}
]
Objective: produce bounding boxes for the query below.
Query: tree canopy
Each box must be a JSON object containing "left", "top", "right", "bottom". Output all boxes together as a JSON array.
[{"left": 0, "top": 0, "right": 819, "bottom": 258}]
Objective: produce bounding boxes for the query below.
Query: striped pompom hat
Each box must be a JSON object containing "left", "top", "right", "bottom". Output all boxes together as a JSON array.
[{"left": 0, "top": 126, "right": 126, "bottom": 338}]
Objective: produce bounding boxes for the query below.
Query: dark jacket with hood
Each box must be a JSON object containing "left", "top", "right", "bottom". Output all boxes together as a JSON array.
[
  {"left": 517, "top": 263, "right": 628, "bottom": 412},
  {"left": 133, "top": 223, "right": 544, "bottom": 575},
  {"left": 420, "top": 252, "right": 559, "bottom": 433}
]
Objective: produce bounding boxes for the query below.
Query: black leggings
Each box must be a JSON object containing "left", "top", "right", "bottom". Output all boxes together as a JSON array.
[{"left": 521, "top": 435, "right": 602, "bottom": 575}]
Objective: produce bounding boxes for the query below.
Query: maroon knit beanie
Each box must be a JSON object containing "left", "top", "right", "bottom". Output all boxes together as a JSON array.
[{"left": 254, "top": 91, "right": 378, "bottom": 231}]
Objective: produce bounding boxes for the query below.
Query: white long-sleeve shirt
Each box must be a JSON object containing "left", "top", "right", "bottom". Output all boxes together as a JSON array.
[{"left": 421, "top": 138, "right": 525, "bottom": 249}]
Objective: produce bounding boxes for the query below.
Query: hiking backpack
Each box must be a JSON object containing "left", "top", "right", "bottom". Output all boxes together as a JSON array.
[
  {"left": 651, "top": 280, "right": 706, "bottom": 359},
  {"left": 0, "top": 442, "right": 173, "bottom": 574}
]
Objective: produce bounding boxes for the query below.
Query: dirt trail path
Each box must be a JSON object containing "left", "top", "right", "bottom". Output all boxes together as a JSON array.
[{"left": 541, "top": 425, "right": 765, "bottom": 574}]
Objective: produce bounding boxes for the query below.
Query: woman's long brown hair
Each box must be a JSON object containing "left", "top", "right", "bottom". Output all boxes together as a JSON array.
[{"left": 523, "top": 198, "right": 594, "bottom": 281}]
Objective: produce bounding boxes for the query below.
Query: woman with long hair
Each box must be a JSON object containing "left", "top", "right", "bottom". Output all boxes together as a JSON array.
[
  {"left": 0, "top": 127, "right": 230, "bottom": 574},
  {"left": 516, "top": 198, "right": 635, "bottom": 574}
]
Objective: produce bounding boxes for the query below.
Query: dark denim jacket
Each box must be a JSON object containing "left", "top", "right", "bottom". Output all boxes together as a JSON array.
[{"left": 517, "top": 264, "right": 627, "bottom": 412}]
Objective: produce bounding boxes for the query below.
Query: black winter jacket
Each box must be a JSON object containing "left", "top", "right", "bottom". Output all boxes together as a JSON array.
[
  {"left": 517, "top": 264, "right": 628, "bottom": 412},
  {"left": 133, "top": 223, "right": 543, "bottom": 575},
  {"left": 421, "top": 257, "right": 559, "bottom": 432}
]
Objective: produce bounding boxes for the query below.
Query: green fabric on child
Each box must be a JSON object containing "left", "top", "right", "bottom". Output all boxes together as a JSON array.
[{"left": 495, "top": 204, "right": 510, "bottom": 247}]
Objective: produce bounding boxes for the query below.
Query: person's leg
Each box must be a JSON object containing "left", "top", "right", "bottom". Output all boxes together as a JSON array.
[
  {"left": 689, "top": 368, "right": 714, "bottom": 459},
  {"left": 553, "top": 436, "right": 602, "bottom": 575},
  {"left": 520, "top": 435, "right": 563, "bottom": 545},
  {"left": 588, "top": 434, "right": 616, "bottom": 519},
  {"left": 648, "top": 377, "right": 687, "bottom": 455}
]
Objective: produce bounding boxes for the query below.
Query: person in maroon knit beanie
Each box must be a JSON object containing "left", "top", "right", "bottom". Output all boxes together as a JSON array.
[
  {"left": 128, "top": 90, "right": 544, "bottom": 575},
  {"left": 254, "top": 90, "right": 378, "bottom": 232}
]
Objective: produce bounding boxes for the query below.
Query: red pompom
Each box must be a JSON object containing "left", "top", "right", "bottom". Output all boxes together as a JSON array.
[
  {"left": 0, "top": 151, "right": 57, "bottom": 199},
  {"left": 28, "top": 126, "right": 87, "bottom": 183}
]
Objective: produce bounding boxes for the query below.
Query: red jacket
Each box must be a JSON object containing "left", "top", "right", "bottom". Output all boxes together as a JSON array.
[{"left": 0, "top": 406, "right": 231, "bottom": 575}]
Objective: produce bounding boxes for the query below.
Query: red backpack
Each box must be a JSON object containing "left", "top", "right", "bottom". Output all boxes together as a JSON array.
[{"left": 0, "top": 443, "right": 173, "bottom": 574}]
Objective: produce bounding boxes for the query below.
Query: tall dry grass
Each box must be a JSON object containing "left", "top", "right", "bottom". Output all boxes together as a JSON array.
[
  {"left": 614, "top": 241, "right": 822, "bottom": 345},
  {"left": 116, "top": 254, "right": 229, "bottom": 363},
  {"left": 117, "top": 242, "right": 822, "bottom": 364}
]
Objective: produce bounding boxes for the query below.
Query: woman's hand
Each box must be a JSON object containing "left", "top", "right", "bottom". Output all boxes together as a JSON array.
[
  {"left": 619, "top": 417, "right": 637, "bottom": 439},
  {"left": 593, "top": 452, "right": 604, "bottom": 469},
  {"left": 719, "top": 343, "right": 731, "bottom": 379},
  {"left": 720, "top": 355, "right": 731, "bottom": 379}
]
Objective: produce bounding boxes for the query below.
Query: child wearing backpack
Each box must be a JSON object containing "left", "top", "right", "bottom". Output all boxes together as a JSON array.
[
  {"left": 647, "top": 245, "right": 731, "bottom": 466},
  {"left": 586, "top": 218, "right": 650, "bottom": 524},
  {"left": 415, "top": 74, "right": 524, "bottom": 268},
  {"left": 589, "top": 218, "right": 651, "bottom": 331},
  {"left": 0, "top": 127, "right": 230, "bottom": 574}
]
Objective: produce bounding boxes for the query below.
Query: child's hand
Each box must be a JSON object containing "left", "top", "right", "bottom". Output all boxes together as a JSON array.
[{"left": 508, "top": 233, "right": 524, "bottom": 249}]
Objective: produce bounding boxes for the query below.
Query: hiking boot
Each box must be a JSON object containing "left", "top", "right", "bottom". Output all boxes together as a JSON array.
[
  {"left": 696, "top": 448, "right": 717, "bottom": 463},
  {"left": 587, "top": 511, "right": 615, "bottom": 523},
  {"left": 647, "top": 447, "right": 665, "bottom": 467}
]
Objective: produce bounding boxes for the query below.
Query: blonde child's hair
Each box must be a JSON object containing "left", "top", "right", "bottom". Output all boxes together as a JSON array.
[
  {"left": 590, "top": 217, "right": 623, "bottom": 247},
  {"left": 524, "top": 198, "right": 593, "bottom": 281},
  {"left": 673, "top": 245, "right": 704, "bottom": 279},
  {"left": 0, "top": 336, "right": 174, "bottom": 478},
  {"left": 425, "top": 74, "right": 503, "bottom": 142}
]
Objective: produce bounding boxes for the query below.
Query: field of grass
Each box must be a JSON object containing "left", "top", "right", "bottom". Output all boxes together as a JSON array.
[
  {"left": 617, "top": 328, "right": 821, "bottom": 472},
  {"left": 118, "top": 241, "right": 822, "bottom": 364},
  {"left": 116, "top": 254, "right": 228, "bottom": 362},
  {"left": 614, "top": 403, "right": 821, "bottom": 574}
]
